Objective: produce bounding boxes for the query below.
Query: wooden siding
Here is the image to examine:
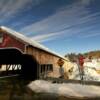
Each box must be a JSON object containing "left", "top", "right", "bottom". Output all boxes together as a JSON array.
[
  {"left": 26, "top": 45, "right": 74, "bottom": 78},
  {"left": 25, "top": 45, "right": 65, "bottom": 77}
]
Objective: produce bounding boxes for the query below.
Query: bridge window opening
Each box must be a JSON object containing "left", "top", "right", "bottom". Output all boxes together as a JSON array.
[
  {"left": 0, "top": 64, "right": 22, "bottom": 76},
  {"left": 0, "top": 64, "right": 21, "bottom": 70},
  {"left": 39, "top": 64, "right": 53, "bottom": 78},
  {"left": 48, "top": 64, "right": 53, "bottom": 71},
  {"left": 40, "top": 64, "right": 53, "bottom": 73}
]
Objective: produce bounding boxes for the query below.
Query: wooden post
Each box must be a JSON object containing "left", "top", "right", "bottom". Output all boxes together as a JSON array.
[
  {"left": 12, "top": 65, "right": 16, "bottom": 70},
  {"left": 6, "top": 65, "right": 11, "bottom": 75},
  {"left": 6, "top": 65, "right": 11, "bottom": 71}
]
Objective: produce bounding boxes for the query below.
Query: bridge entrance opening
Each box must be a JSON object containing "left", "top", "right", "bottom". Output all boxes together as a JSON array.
[{"left": 0, "top": 48, "right": 38, "bottom": 81}]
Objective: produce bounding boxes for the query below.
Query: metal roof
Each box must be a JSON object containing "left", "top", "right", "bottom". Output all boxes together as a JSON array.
[{"left": 0, "top": 26, "right": 68, "bottom": 61}]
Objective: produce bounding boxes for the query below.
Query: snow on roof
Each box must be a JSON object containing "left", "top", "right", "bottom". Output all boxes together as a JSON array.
[{"left": 0, "top": 26, "right": 67, "bottom": 60}]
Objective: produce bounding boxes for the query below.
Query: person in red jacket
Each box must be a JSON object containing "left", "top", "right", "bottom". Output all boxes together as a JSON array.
[{"left": 78, "top": 55, "right": 85, "bottom": 80}]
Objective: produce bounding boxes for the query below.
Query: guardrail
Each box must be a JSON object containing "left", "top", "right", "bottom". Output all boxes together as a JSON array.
[{"left": 44, "top": 77, "right": 100, "bottom": 86}]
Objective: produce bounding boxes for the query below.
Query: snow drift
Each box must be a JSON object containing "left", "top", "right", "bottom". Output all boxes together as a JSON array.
[
  {"left": 28, "top": 80, "right": 100, "bottom": 98},
  {"left": 69, "top": 60, "right": 100, "bottom": 81}
]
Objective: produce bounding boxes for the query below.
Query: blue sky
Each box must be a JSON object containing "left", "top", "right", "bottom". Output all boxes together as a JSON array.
[{"left": 0, "top": 0, "right": 100, "bottom": 56}]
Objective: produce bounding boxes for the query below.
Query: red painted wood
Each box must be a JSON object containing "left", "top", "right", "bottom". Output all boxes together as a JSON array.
[{"left": 0, "top": 33, "right": 25, "bottom": 52}]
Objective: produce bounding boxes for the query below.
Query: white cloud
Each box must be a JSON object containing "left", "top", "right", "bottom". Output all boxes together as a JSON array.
[
  {"left": 31, "top": 34, "right": 55, "bottom": 42},
  {"left": 20, "top": 1, "right": 89, "bottom": 34},
  {"left": 30, "top": 30, "right": 68, "bottom": 42},
  {"left": 79, "top": 33, "right": 100, "bottom": 38},
  {"left": 20, "top": 0, "right": 99, "bottom": 42},
  {"left": 0, "top": 0, "right": 44, "bottom": 22},
  {"left": 81, "top": 0, "right": 92, "bottom": 6},
  {"left": 30, "top": 33, "right": 56, "bottom": 42}
]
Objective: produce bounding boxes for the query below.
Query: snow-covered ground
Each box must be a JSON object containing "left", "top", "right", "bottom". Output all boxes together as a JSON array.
[
  {"left": 28, "top": 80, "right": 100, "bottom": 98},
  {"left": 28, "top": 60, "right": 100, "bottom": 98},
  {"left": 69, "top": 60, "right": 100, "bottom": 81}
]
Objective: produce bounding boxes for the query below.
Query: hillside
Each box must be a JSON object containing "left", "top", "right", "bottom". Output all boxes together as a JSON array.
[
  {"left": 65, "top": 50, "right": 100, "bottom": 62},
  {"left": 84, "top": 50, "right": 100, "bottom": 58}
]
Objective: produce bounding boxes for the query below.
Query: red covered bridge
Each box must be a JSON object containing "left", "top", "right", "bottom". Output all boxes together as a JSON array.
[{"left": 0, "top": 26, "right": 68, "bottom": 80}]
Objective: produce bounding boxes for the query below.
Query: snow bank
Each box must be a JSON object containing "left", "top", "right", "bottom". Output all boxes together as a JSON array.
[
  {"left": 69, "top": 61, "right": 100, "bottom": 81},
  {"left": 28, "top": 80, "right": 100, "bottom": 98}
]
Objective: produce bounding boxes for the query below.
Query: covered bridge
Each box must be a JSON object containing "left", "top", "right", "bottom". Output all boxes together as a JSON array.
[{"left": 0, "top": 26, "right": 73, "bottom": 80}]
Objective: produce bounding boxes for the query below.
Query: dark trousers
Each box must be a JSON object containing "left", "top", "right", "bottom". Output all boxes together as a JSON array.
[{"left": 80, "top": 69, "right": 84, "bottom": 80}]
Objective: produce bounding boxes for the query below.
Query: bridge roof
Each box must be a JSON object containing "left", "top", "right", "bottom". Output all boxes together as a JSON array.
[{"left": 0, "top": 26, "right": 68, "bottom": 61}]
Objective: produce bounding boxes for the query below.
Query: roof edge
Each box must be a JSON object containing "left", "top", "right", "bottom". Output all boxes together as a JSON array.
[{"left": 0, "top": 26, "right": 68, "bottom": 61}]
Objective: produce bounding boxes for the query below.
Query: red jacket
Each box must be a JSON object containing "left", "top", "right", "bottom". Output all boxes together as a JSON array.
[{"left": 79, "top": 56, "right": 85, "bottom": 68}]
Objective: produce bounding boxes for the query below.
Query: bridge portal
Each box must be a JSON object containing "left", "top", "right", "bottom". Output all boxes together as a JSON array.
[{"left": 0, "top": 48, "right": 38, "bottom": 80}]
